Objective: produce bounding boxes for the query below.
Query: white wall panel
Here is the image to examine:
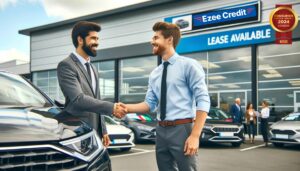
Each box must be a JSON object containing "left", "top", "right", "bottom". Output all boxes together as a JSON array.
[{"left": 30, "top": 0, "right": 300, "bottom": 72}]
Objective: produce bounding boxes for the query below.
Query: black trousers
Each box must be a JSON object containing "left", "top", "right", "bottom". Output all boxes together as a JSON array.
[{"left": 260, "top": 118, "right": 269, "bottom": 142}]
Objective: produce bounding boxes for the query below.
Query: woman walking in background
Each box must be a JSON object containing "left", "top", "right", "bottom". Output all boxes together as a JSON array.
[
  {"left": 260, "top": 101, "right": 270, "bottom": 146},
  {"left": 245, "top": 102, "right": 257, "bottom": 143}
]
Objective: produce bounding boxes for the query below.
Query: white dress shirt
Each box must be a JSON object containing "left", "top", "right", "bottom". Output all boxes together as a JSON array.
[
  {"left": 260, "top": 107, "right": 270, "bottom": 118},
  {"left": 73, "top": 52, "right": 96, "bottom": 93}
]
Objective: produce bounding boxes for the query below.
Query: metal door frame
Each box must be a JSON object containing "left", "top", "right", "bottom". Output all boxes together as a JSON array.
[{"left": 294, "top": 91, "right": 300, "bottom": 112}]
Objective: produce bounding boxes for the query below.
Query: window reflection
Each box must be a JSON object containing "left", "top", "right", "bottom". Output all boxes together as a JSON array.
[
  {"left": 187, "top": 47, "right": 251, "bottom": 111},
  {"left": 258, "top": 41, "right": 300, "bottom": 118},
  {"left": 119, "top": 56, "right": 156, "bottom": 103},
  {"left": 33, "top": 70, "right": 64, "bottom": 101},
  {"left": 94, "top": 61, "right": 115, "bottom": 102}
]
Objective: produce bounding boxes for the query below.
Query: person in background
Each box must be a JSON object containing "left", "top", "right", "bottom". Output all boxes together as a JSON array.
[
  {"left": 260, "top": 100, "right": 270, "bottom": 146},
  {"left": 230, "top": 98, "right": 245, "bottom": 142},
  {"left": 230, "top": 98, "right": 243, "bottom": 124},
  {"left": 245, "top": 102, "right": 257, "bottom": 144}
]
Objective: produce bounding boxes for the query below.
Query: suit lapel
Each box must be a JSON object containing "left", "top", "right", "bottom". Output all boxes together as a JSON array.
[
  {"left": 91, "top": 64, "right": 99, "bottom": 98},
  {"left": 69, "top": 53, "right": 95, "bottom": 97}
]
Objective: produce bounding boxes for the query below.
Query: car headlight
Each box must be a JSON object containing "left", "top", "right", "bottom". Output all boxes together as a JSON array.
[
  {"left": 60, "top": 130, "right": 103, "bottom": 159},
  {"left": 203, "top": 125, "right": 213, "bottom": 130},
  {"left": 238, "top": 125, "right": 244, "bottom": 130},
  {"left": 137, "top": 125, "right": 153, "bottom": 132}
]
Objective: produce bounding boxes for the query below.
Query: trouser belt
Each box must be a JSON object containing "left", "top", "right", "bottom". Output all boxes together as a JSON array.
[{"left": 158, "top": 118, "right": 193, "bottom": 127}]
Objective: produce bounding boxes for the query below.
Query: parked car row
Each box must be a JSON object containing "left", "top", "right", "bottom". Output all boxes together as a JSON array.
[{"left": 1, "top": 71, "right": 298, "bottom": 171}]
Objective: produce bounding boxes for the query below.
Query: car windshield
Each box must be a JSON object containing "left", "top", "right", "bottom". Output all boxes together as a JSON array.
[
  {"left": 126, "top": 113, "right": 153, "bottom": 122},
  {"left": 282, "top": 113, "right": 300, "bottom": 121},
  {"left": 0, "top": 72, "right": 52, "bottom": 108},
  {"left": 104, "top": 116, "right": 118, "bottom": 125},
  {"left": 208, "top": 108, "right": 232, "bottom": 121}
]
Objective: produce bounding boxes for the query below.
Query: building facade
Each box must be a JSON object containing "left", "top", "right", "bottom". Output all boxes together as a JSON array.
[{"left": 20, "top": 0, "right": 300, "bottom": 122}]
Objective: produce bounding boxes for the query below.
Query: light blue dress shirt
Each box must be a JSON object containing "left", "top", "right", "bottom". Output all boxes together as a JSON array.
[{"left": 145, "top": 53, "right": 210, "bottom": 121}]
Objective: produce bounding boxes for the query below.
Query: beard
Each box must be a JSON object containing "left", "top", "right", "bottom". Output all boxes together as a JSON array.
[
  {"left": 82, "top": 39, "right": 97, "bottom": 57},
  {"left": 152, "top": 43, "right": 166, "bottom": 56}
]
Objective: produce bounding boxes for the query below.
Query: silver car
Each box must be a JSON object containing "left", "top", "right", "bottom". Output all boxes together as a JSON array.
[{"left": 269, "top": 112, "right": 300, "bottom": 147}]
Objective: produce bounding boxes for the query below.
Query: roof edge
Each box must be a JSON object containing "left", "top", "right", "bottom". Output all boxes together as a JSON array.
[{"left": 19, "top": 0, "right": 179, "bottom": 36}]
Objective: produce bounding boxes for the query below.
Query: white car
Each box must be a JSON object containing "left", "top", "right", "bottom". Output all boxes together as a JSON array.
[
  {"left": 104, "top": 116, "right": 135, "bottom": 151},
  {"left": 269, "top": 112, "right": 300, "bottom": 147}
]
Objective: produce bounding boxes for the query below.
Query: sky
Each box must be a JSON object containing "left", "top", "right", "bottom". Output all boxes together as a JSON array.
[{"left": 0, "top": 0, "right": 150, "bottom": 64}]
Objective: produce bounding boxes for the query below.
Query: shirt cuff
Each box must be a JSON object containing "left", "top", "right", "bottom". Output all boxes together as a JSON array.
[
  {"left": 144, "top": 100, "right": 155, "bottom": 112},
  {"left": 196, "top": 103, "right": 210, "bottom": 113}
]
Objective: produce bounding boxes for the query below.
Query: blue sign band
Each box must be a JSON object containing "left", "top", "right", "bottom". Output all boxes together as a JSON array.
[{"left": 176, "top": 25, "right": 275, "bottom": 53}]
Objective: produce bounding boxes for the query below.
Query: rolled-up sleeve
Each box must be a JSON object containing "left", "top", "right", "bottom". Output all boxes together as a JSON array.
[
  {"left": 187, "top": 60, "right": 210, "bottom": 113},
  {"left": 144, "top": 77, "right": 158, "bottom": 112}
]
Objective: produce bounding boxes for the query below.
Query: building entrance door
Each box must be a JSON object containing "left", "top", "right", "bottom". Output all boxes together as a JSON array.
[{"left": 294, "top": 91, "right": 300, "bottom": 112}]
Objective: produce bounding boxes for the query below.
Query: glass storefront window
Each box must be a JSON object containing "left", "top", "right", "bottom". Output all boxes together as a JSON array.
[
  {"left": 94, "top": 61, "right": 115, "bottom": 102},
  {"left": 33, "top": 70, "right": 64, "bottom": 101},
  {"left": 186, "top": 47, "right": 251, "bottom": 112},
  {"left": 258, "top": 41, "right": 300, "bottom": 120},
  {"left": 119, "top": 56, "right": 156, "bottom": 103}
]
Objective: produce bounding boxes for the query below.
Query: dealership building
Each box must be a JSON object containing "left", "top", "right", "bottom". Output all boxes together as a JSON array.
[{"left": 19, "top": 0, "right": 300, "bottom": 121}]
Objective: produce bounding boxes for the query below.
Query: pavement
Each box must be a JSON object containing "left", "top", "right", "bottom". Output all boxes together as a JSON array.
[{"left": 109, "top": 140, "right": 300, "bottom": 171}]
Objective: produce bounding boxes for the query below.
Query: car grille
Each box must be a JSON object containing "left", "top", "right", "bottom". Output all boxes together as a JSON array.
[
  {"left": 212, "top": 127, "right": 239, "bottom": 133},
  {"left": 0, "top": 148, "right": 87, "bottom": 171},
  {"left": 211, "top": 137, "right": 241, "bottom": 141},
  {"left": 271, "top": 129, "right": 296, "bottom": 135}
]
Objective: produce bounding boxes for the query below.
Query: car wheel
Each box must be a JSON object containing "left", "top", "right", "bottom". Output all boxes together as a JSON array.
[
  {"left": 131, "top": 129, "right": 139, "bottom": 143},
  {"left": 120, "top": 147, "right": 131, "bottom": 152},
  {"left": 273, "top": 142, "right": 284, "bottom": 147},
  {"left": 231, "top": 142, "right": 242, "bottom": 147}
]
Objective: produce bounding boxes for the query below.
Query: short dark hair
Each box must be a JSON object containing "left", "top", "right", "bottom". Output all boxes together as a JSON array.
[
  {"left": 152, "top": 21, "right": 181, "bottom": 48},
  {"left": 71, "top": 21, "right": 101, "bottom": 48}
]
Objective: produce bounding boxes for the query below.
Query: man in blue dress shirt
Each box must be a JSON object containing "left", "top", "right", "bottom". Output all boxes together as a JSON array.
[{"left": 125, "top": 21, "right": 210, "bottom": 171}]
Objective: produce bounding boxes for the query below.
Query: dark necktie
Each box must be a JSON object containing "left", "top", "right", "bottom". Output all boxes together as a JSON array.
[
  {"left": 160, "top": 61, "right": 170, "bottom": 121},
  {"left": 85, "top": 62, "right": 92, "bottom": 79}
]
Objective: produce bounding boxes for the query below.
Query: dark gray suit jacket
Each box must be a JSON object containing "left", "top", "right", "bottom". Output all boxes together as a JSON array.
[{"left": 57, "top": 53, "right": 114, "bottom": 136}]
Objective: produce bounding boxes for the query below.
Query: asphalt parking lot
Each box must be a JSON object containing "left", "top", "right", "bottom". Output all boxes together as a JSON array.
[{"left": 109, "top": 140, "right": 300, "bottom": 171}]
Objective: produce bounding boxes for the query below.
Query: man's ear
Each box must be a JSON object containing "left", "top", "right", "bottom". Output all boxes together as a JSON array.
[
  {"left": 168, "top": 36, "right": 173, "bottom": 46},
  {"left": 77, "top": 36, "right": 83, "bottom": 46}
]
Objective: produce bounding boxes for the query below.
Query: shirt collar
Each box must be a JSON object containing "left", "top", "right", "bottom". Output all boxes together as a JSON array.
[
  {"left": 162, "top": 52, "right": 178, "bottom": 65},
  {"left": 73, "top": 52, "right": 91, "bottom": 66}
]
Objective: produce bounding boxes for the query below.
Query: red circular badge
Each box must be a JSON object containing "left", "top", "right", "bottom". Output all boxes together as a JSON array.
[{"left": 270, "top": 7, "right": 298, "bottom": 32}]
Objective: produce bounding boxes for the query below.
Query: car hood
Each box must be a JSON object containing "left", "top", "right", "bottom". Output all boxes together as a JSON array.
[
  {"left": 106, "top": 125, "right": 132, "bottom": 135},
  {"left": 0, "top": 107, "right": 91, "bottom": 143},
  {"left": 271, "top": 121, "right": 300, "bottom": 130},
  {"left": 129, "top": 121, "right": 157, "bottom": 127}
]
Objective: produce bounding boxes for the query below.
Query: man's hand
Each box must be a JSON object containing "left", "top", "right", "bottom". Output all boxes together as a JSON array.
[
  {"left": 113, "top": 102, "right": 128, "bottom": 118},
  {"left": 184, "top": 135, "right": 199, "bottom": 156},
  {"left": 102, "top": 134, "right": 111, "bottom": 147}
]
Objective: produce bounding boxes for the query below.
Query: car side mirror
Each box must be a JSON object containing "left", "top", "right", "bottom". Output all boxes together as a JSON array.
[{"left": 54, "top": 99, "right": 65, "bottom": 108}]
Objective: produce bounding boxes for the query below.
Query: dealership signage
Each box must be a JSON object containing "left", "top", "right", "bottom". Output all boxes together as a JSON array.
[
  {"left": 165, "top": 1, "right": 261, "bottom": 33},
  {"left": 176, "top": 25, "right": 275, "bottom": 53}
]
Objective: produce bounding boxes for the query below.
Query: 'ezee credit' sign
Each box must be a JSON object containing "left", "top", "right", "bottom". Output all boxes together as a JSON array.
[{"left": 165, "top": 1, "right": 261, "bottom": 33}]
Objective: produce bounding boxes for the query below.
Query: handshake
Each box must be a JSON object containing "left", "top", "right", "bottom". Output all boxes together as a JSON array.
[{"left": 112, "top": 102, "right": 128, "bottom": 118}]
